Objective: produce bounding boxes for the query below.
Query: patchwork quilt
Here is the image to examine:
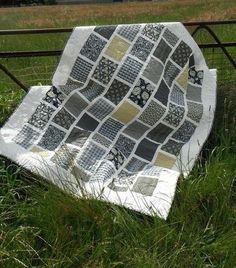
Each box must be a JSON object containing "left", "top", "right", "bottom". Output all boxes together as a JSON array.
[{"left": 0, "top": 23, "right": 216, "bottom": 219}]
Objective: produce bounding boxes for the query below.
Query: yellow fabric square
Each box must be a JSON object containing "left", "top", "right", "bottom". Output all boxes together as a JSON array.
[
  {"left": 105, "top": 36, "right": 130, "bottom": 62},
  {"left": 31, "top": 146, "right": 50, "bottom": 158},
  {"left": 154, "top": 152, "right": 176, "bottom": 169},
  {"left": 177, "top": 64, "right": 188, "bottom": 90},
  {"left": 112, "top": 101, "right": 140, "bottom": 124}
]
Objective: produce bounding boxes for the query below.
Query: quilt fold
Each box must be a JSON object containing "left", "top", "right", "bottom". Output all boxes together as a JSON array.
[{"left": 0, "top": 22, "right": 216, "bottom": 219}]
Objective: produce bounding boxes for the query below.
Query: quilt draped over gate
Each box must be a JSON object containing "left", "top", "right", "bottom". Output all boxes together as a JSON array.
[{"left": 0, "top": 22, "right": 216, "bottom": 219}]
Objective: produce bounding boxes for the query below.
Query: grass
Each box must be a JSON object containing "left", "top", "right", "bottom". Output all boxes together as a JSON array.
[{"left": 0, "top": 0, "right": 236, "bottom": 267}]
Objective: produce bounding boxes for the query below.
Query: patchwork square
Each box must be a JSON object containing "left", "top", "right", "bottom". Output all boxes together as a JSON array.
[
  {"left": 117, "top": 56, "right": 143, "bottom": 84},
  {"left": 76, "top": 113, "right": 99, "bottom": 131},
  {"left": 13, "top": 125, "right": 40, "bottom": 149},
  {"left": 141, "top": 165, "right": 162, "bottom": 177},
  {"left": 161, "top": 139, "right": 184, "bottom": 156},
  {"left": 80, "top": 33, "right": 106, "bottom": 62},
  {"left": 147, "top": 123, "right": 173, "bottom": 143},
  {"left": 105, "top": 35, "right": 130, "bottom": 61},
  {"left": 170, "top": 84, "right": 185, "bottom": 106},
  {"left": 177, "top": 65, "right": 188, "bottom": 90},
  {"left": 187, "top": 101, "right": 203, "bottom": 123},
  {"left": 186, "top": 83, "right": 202, "bottom": 102},
  {"left": 129, "top": 78, "right": 154, "bottom": 108},
  {"left": 51, "top": 144, "right": 79, "bottom": 170},
  {"left": 64, "top": 93, "right": 88, "bottom": 117},
  {"left": 104, "top": 79, "right": 130, "bottom": 105},
  {"left": 76, "top": 141, "right": 106, "bottom": 172},
  {"left": 171, "top": 41, "right": 192, "bottom": 68},
  {"left": 59, "top": 79, "right": 83, "bottom": 95},
  {"left": 66, "top": 127, "right": 91, "bottom": 148},
  {"left": 112, "top": 101, "right": 140, "bottom": 124},
  {"left": 163, "top": 102, "right": 185, "bottom": 127},
  {"left": 38, "top": 125, "right": 66, "bottom": 151},
  {"left": 189, "top": 67, "right": 204, "bottom": 86},
  {"left": 70, "top": 57, "right": 93, "bottom": 83},
  {"left": 98, "top": 118, "right": 124, "bottom": 141},
  {"left": 92, "top": 133, "right": 111, "bottom": 147},
  {"left": 162, "top": 28, "right": 179, "bottom": 46},
  {"left": 52, "top": 108, "right": 76, "bottom": 130},
  {"left": 88, "top": 98, "right": 114, "bottom": 120},
  {"left": 92, "top": 57, "right": 118, "bottom": 85},
  {"left": 106, "top": 147, "right": 125, "bottom": 170},
  {"left": 143, "top": 57, "right": 163, "bottom": 84},
  {"left": 130, "top": 36, "right": 154, "bottom": 62},
  {"left": 94, "top": 25, "right": 117, "bottom": 40},
  {"left": 141, "top": 23, "right": 164, "bottom": 41},
  {"left": 90, "top": 161, "right": 116, "bottom": 183},
  {"left": 117, "top": 24, "right": 141, "bottom": 41},
  {"left": 172, "top": 120, "right": 196, "bottom": 142},
  {"left": 79, "top": 79, "right": 105, "bottom": 101},
  {"left": 43, "top": 86, "right": 65, "bottom": 108},
  {"left": 135, "top": 138, "right": 159, "bottom": 161},
  {"left": 123, "top": 120, "right": 149, "bottom": 140},
  {"left": 114, "top": 134, "right": 136, "bottom": 158},
  {"left": 125, "top": 157, "right": 148, "bottom": 172},
  {"left": 154, "top": 79, "right": 170, "bottom": 106},
  {"left": 164, "top": 61, "right": 181, "bottom": 87},
  {"left": 154, "top": 152, "right": 176, "bottom": 169},
  {"left": 28, "top": 103, "right": 55, "bottom": 130},
  {"left": 132, "top": 176, "right": 158, "bottom": 196},
  {"left": 153, "top": 39, "right": 172, "bottom": 64},
  {"left": 139, "top": 100, "right": 165, "bottom": 126}
]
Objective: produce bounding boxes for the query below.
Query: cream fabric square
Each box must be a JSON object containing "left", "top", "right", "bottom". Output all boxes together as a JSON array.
[{"left": 105, "top": 35, "right": 130, "bottom": 61}]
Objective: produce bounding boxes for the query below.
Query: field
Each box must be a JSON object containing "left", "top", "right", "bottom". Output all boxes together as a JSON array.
[{"left": 0, "top": 0, "right": 236, "bottom": 267}]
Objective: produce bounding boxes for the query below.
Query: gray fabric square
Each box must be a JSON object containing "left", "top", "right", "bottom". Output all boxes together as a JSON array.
[
  {"left": 13, "top": 124, "right": 40, "bottom": 149},
  {"left": 153, "top": 39, "right": 172, "bottom": 64},
  {"left": 117, "top": 24, "right": 141, "bottom": 41},
  {"left": 154, "top": 79, "right": 170, "bottom": 106},
  {"left": 59, "top": 79, "right": 83, "bottom": 95},
  {"left": 43, "top": 86, "right": 65, "bottom": 108},
  {"left": 38, "top": 125, "right": 66, "bottom": 151},
  {"left": 98, "top": 118, "right": 124, "bottom": 141},
  {"left": 135, "top": 138, "right": 159, "bottom": 161},
  {"left": 163, "top": 102, "right": 185, "bottom": 128},
  {"left": 132, "top": 176, "right": 158, "bottom": 196},
  {"left": 130, "top": 36, "right": 154, "bottom": 62},
  {"left": 106, "top": 147, "right": 125, "bottom": 170},
  {"left": 28, "top": 103, "right": 55, "bottom": 130},
  {"left": 80, "top": 33, "right": 106, "bottom": 62},
  {"left": 139, "top": 100, "right": 165, "bottom": 126},
  {"left": 70, "top": 57, "right": 93, "bottom": 83},
  {"left": 80, "top": 79, "right": 105, "bottom": 101},
  {"left": 143, "top": 57, "right": 163, "bottom": 84},
  {"left": 92, "top": 133, "right": 111, "bottom": 147},
  {"left": 141, "top": 23, "right": 164, "bottom": 42},
  {"left": 186, "top": 83, "right": 202, "bottom": 102},
  {"left": 114, "top": 134, "right": 136, "bottom": 158},
  {"left": 76, "top": 113, "right": 99, "bottom": 131},
  {"left": 104, "top": 79, "right": 130, "bottom": 105},
  {"left": 65, "top": 93, "right": 88, "bottom": 117},
  {"left": 161, "top": 139, "right": 184, "bottom": 156},
  {"left": 171, "top": 41, "right": 192, "bottom": 68},
  {"left": 187, "top": 101, "right": 203, "bottom": 123},
  {"left": 125, "top": 157, "right": 147, "bottom": 172},
  {"left": 66, "top": 127, "right": 91, "bottom": 147},
  {"left": 94, "top": 25, "right": 117, "bottom": 40},
  {"left": 92, "top": 57, "right": 118, "bottom": 85},
  {"left": 189, "top": 67, "right": 204, "bottom": 86},
  {"left": 88, "top": 98, "right": 114, "bottom": 120},
  {"left": 147, "top": 123, "right": 173, "bottom": 143},
  {"left": 90, "top": 161, "right": 115, "bottom": 183},
  {"left": 76, "top": 141, "right": 106, "bottom": 172},
  {"left": 123, "top": 120, "right": 149, "bottom": 139},
  {"left": 172, "top": 120, "right": 196, "bottom": 142},
  {"left": 117, "top": 57, "right": 143, "bottom": 84},
  {"left": 52, "top": 108, "right": 76, "bottom": 130},
  {"left": 170, "top": 84, "right": 185, "bottom": 106},
  {"left": 162, "top": 28, "right": 179, "bottom": 46},
  {"left": 164, "top": 61, "right": 181, "bottom": 87}
]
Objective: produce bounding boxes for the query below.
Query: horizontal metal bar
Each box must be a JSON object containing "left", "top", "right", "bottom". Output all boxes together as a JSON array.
[
  {"left": 0, "top": 42, "right": 235, "bottom": 58},
  {"left": 0, "top": 20, "right": 235, "bottom": 35}
]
